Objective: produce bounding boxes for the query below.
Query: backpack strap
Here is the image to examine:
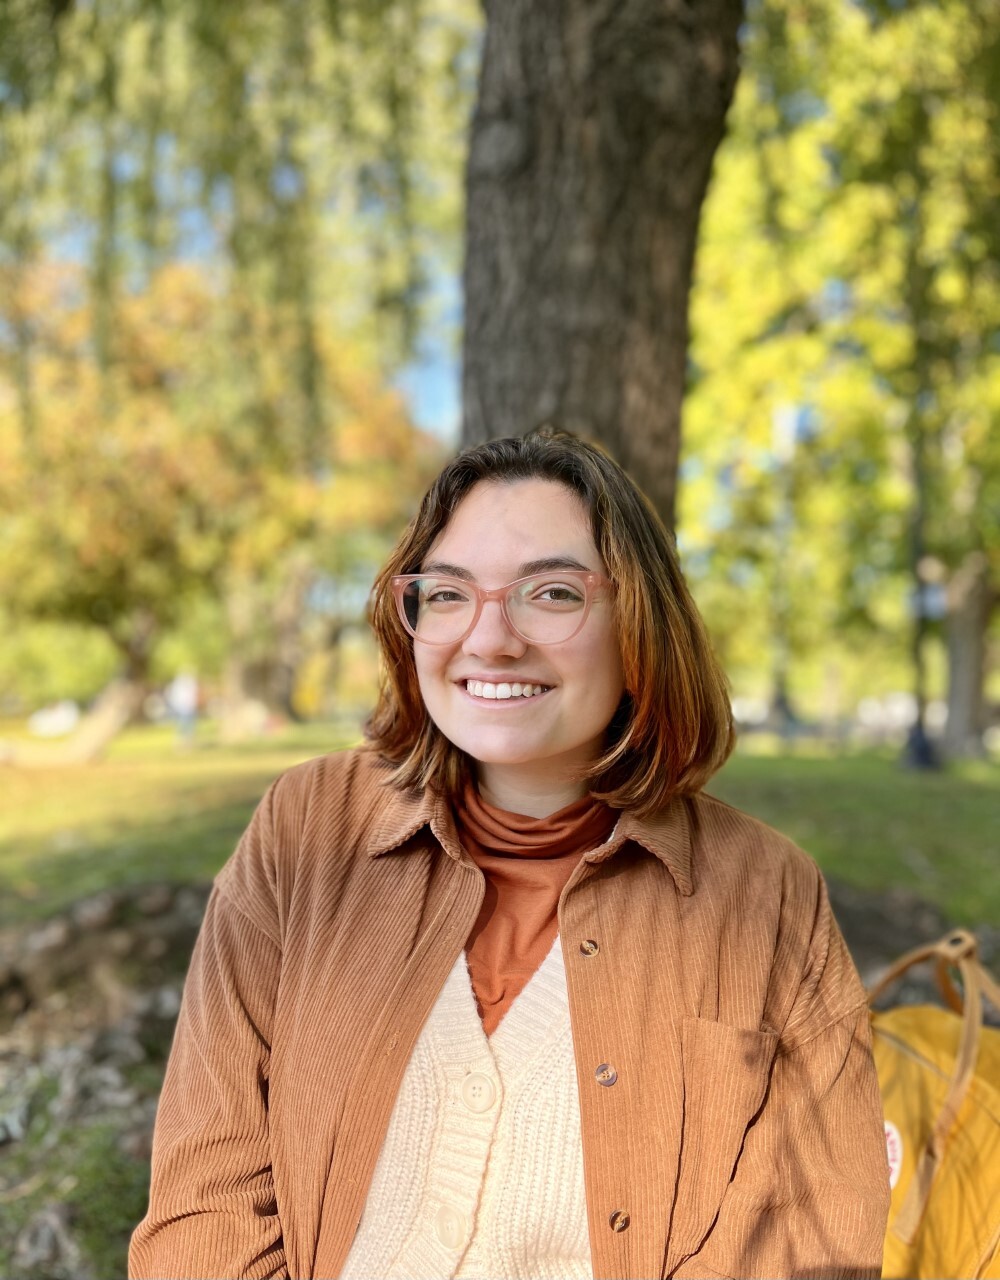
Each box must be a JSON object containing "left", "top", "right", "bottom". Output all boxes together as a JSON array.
[
  {"left": 867, "top": 930, "right": 992, "bottom": 1245},
  {"left": 865, "top": 928, "right": 977, "bottom": 1006}
]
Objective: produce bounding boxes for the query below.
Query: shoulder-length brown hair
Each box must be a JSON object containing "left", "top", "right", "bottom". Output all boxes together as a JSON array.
[{"left": 365, "top": 427, "right": 734, "bottom": 815}]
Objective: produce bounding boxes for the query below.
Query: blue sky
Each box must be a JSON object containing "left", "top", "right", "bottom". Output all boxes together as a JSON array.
[{"left": 397, "top": 343, "right": 460, "bottom": 445}]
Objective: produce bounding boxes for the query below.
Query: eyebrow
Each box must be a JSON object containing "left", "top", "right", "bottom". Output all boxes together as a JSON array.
[{"left": 420, "top": 556, "right": 595, "bottom": 579}]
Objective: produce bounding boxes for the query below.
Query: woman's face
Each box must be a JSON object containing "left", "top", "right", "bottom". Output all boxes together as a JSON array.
[{"left": 414, "top": 479, "right": 625, "bottom": 804}]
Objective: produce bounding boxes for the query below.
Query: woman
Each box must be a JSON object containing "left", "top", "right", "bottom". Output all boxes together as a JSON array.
[{"left": 130, "top": 429, "right": 890, "bottom": 1280}]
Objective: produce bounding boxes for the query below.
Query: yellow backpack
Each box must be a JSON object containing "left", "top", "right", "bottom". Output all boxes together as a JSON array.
[{"left": 869, "top": 930, "right": 1000, "bottom": 1279}]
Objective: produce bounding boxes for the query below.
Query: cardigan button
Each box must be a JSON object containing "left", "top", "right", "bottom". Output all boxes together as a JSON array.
[
  {"left": 435, "top": 1205, "right": 467, "bottom": 1249},
  {"left": 609, "top": 1209, "right": 631, "bottom": 1232},
  {"left": 579, "top": 939, "right": 600, "bottom": 956},
  {"left": 595, "top": 1063, "right": 618, "bottom": 1087},
  {"left": 461, "top": 1072, "right": 497, "bottom": 1113}
]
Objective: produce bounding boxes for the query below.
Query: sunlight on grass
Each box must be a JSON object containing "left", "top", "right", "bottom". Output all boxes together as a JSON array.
[
  {"left": 0, "top": 721, "right": 362, "bottom": 923},
  {"left": 0, "top": 724, "right": 996, "bottom": 928},
  {"left": 711, "top": 744, "right": 1000, "bottom": 924}
]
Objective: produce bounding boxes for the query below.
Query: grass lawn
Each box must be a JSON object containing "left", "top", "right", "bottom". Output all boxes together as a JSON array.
[
  {"left": 0, "top": 723, "right": 997, "bottom": 927},
  {"left": 0, "top": 721, "right": 360, "bottom": 925},
  {"left": 709, "top": 741, "right": 999, "bottom": 926}
]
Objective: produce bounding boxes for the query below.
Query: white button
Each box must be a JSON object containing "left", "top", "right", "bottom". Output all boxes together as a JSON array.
[
  {"left": 461, "top": 1072, "right": 497, "bottom": 1113},
  {"left": 435, "top": 1204, "right": 467, "bottom": 1249}
]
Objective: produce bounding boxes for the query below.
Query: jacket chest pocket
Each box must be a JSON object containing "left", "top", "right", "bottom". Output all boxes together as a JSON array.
[{"left": 671, "top": 1016, "right": 778, "bottom": 1261}]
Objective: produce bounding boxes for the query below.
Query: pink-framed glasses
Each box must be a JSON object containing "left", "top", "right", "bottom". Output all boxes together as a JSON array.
[{"left": 391, "top": 570, "right": 612, "bottom": 646}]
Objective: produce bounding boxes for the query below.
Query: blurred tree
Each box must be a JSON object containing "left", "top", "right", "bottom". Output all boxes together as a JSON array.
[
  {"left": 826, "top": 0, "right": 1000, "bottom": 760},
  {"left": 0, "top": 0, "right": 64, "bottom": 449},
  {"left": 684, "top": 0, "right": 1000, "bottom": 751},
  {"left": 459, "top": 0, "right": 744, "bottom": 528},
  {"left": 0, "top": 0, "right": 472, "bottom": 745},
  {"left": 0, "top": 260, "right": 440, "bottom": 751}
]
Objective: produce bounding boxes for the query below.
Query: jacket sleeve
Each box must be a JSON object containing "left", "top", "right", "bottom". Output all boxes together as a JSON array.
[
  {"left": 673, "top": 893, "right": 891, "bottom": 1280},
  {"left": 129, "top": 799, "right": 288, "bottom": 1280}
]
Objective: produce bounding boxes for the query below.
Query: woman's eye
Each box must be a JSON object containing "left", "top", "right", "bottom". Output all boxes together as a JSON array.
[
  {"left": 425, "top": 587, "right": 469, "bottom": 605},
  {"left": 533, "top": 582, "right": 584, "bottom": 604}
]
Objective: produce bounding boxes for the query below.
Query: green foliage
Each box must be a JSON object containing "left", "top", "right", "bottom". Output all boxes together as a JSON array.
[
  {"left": 0, "top": 0, "right": 475, "bottom": 711},
  {"left": 0, "top": 618, "right": 118, "bottom": 709},
  {"left": 4, "top": 0, "right": 997, "bottom": 727},
  {"left": 684, "top": 0, "right": 1000, "bottom": 718}
]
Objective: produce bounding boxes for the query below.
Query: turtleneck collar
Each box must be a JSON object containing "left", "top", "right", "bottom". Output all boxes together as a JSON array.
[{"left": 454, "top": 779, "right": 617, "bottom": 860}]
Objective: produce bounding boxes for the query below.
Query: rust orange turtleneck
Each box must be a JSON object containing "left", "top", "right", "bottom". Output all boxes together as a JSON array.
[{"left": 454, "top": 780, "right": 617, "bottom": 1035}]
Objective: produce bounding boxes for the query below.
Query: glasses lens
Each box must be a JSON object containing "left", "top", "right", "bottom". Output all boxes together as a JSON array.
[
  {"left": 400, "top": 578, "right": 476, "bottom": 643},
  {"left": 508, "top": 575, "right": 589, "bottom": 643},
  {"left": 398, "top": 573, "right": 596, "bottom": 644}
]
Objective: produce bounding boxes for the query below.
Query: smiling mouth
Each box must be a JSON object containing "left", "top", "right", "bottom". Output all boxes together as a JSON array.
[{"left": 464, "top": 680, "right": 551, "bottom": 700}]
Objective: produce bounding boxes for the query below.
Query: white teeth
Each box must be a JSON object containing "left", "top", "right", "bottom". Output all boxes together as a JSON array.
[{"left": 465, "top": 680, "right": 549, "bottom": 699}]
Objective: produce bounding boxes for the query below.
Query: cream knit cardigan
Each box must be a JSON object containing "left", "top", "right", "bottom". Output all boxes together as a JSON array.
[{"left": 340, "top": 941, "right": 592, "bottom": 1280}]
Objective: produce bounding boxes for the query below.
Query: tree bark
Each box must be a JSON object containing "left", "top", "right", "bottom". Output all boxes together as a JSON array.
[
  {"left": 944, "top": 551, "right": 993, "bottom": 759},
  {"left": 461, "top": 0, "right": 743, "bottom": 527}
]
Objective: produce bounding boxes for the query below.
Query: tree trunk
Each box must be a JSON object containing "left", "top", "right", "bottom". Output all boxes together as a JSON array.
[
  {"left": 461, "top": 0, "right": 743, "bottom": 528},
  {"left": 0, "top": 678, "right": 147, "bottom": 768},
  {"left": 59, "top": 677, "right": 148, "bottom": 763},
  {"left": 218, "top": 654, "right": 267, "bottom": 743},
  {"left": 218, "top": 580, "right": 264, "bottom": 743},
  {"left": 268, "top": 559, "right": 312, "bottom": 721},
  {"left": 944, "top": 551, "right": 993, "bottom": 759},
  {"left": 899, "top": 138, "right": 942, "bottom": 771}
]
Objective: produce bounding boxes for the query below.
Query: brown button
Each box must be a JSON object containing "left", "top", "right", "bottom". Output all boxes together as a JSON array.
[
  {"left": 609, "top": 1209, "right": 630, "bottom": 1233},
  {"left": 579, "top": 939, "right": 600, "bottom": 957},
  {"left": 595, "top": 1063, "right": 618, "bottom": 1087}
]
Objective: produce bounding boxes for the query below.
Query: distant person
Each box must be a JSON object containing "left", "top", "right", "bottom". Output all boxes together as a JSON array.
[
  {"left": 131, "top": 429, "right": 890, "bottom": 1279},
  {"left": 165, "top": 671, "right": 198, "bottom": 745}
]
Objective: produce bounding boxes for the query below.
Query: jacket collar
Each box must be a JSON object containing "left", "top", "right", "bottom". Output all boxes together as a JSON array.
[
  {"left": 366, "top": 780, "right": 694, "bottom": 896},
  {"left": 365, "top": 781, "right": 466, "bottom": 864},
  {"left": 583, "top": 801, "right": 693, "bottom": 895}
]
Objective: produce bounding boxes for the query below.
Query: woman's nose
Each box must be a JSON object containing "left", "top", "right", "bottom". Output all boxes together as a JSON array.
[{"left": 461, "top": 598, "right": 527, "bottom": 657}]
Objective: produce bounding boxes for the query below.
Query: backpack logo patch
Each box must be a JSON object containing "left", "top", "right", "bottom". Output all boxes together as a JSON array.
[{"left": 885, "top": 1119, "right": 903, "bottom": 1189}]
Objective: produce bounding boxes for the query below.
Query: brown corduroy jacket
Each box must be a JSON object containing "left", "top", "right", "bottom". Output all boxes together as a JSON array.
[{"left": 129, "top": 749, "right": 890, "bottom": 1280}]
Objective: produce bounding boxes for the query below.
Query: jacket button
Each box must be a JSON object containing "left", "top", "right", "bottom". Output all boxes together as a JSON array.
[
  {"left": 595, "top": 1063, "right": 618, "bottom": 1087},
  {"left": 609, "top": 1209, "right": 631, "bottom": 1232},
  {"left": 579, "top": 939, "right": 600, "bottom": 956}
]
